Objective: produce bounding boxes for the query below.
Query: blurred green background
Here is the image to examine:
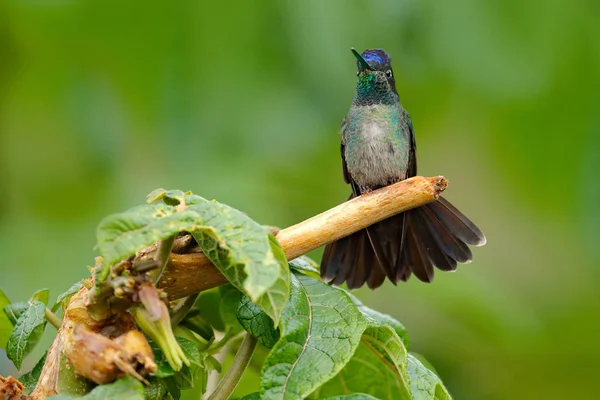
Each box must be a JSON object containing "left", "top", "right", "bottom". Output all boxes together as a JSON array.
[{"left": 1, "top": 1, "right": 598, "bottom": 399}]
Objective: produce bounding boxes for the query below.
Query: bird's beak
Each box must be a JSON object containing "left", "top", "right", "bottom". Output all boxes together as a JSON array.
[{"left": 351, "top": 48, "right": 372, "bottom": 71}]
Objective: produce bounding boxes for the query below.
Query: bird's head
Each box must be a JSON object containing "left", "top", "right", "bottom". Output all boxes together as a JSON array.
[{"left": 352, "top": 48, "right": 397, "bottom": 94}]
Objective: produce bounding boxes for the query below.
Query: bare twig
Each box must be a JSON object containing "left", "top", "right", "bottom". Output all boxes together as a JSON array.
[{"left": 158, "top": 175, "right": 447, "bottom": 299}]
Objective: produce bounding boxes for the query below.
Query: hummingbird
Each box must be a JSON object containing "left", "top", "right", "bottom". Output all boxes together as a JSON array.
[{"left": 320, "top": 48, "right": 486, "bottom": 289}]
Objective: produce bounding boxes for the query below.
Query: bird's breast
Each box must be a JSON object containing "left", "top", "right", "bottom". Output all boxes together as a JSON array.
[{"left": 344, "top": 105, "right": 410, "bottom": 189}]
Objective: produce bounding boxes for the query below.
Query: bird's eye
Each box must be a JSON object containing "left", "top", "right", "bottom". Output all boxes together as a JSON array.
[{"left": 385, "top": 70, "right": 393, "bottom": 78}]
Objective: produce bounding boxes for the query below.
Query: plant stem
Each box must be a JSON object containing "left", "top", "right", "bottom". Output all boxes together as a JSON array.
[
  {"left": 45, "top": 308, "right": 62, "bottom": 329},
  {"left": 207, "top": 333, "right": 258, "bottom": 400},
  {"left": 151, "top": 235, "right": 175, "bottom": 284},
  {"left": 170, "top": 294, "right": 199, "bottom": 327}
]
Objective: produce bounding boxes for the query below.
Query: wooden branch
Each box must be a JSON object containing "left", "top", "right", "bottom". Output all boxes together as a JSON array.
[{"left": 159, "top": 175, "right": 447, "bottom": 299}]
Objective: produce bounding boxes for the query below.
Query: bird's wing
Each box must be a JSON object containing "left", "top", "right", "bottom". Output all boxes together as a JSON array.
[
  {"left": 404, "top": 108, "right": 418, "bottom": 178},
  {"left": 340, "top": 117, "right": 352, "bottom": 185}
]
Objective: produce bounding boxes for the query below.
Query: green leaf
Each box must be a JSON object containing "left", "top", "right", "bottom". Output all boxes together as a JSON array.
[
  {"left": 184, "top": 193, "right": 209, "bottom": 206},
  {"left": 189, "top": 203, "right": 290, "bottom": 326},
  {"left": 146, "top": 188, "right": 168, "bottom": 204},
  {"left": 144, "top": 377, "right": 168, "bottom": 400},
  {"left": 174, "top": 336, "right": 211, "bottom": 392},
  {"left": 164, "top": 377, "right": 181, "bottom": 400},
  {"left": 0, "top": 288, "right": 12, "bottom": 349},
  {"left": 179, "top": 310, "right": 215, "bottom": 341},
  {"left": 19, "top": 351, "right": 47, "bottom": 393},
  {"left": 178, "top": 336, "right": 202, "bottom": 365},
  {"left": 350, "top": 294, "right": 409, "bottom": 348},
  {"left": 261, "top": 273, "right": 367, "bottom": 400},
  {"left": 47, "top": 376, "right": 145, "bottom": 400},
  {"left": 151, "top": 336, "right": 199, "bottom": 378},
  {"left": 409, "top": 352, "right": 439, "bottom": 375},
  {"left": 96, "top": 198, "right": 290, "bottom": 325},
  {"left": 288, "top": 256, "right": 320, "bottom": 279},
  {"left": 161, "top": 190, "right": 187, "bottom": 206},
  {"left": 237, "top": 295, "right": 280, "bottom": 348},
  {"left": 95, "top": 200, "right": 211, "bottom": 279},
  {"left": 146, "top": 188, "right": 207, "bottom": 207},
  {"left": 235, "top": 393, "right": 262, "bottom": 400},
  {"left": 96, "top": 202, "right": 179, "bottom": 276},
  {"left": 195, "top": 289, "right": 226, "bottom": 332},
  {"left": 31, "top": 288, "right": 50, "bottom": 305},
  {"left": 4, "top": 289, "right": 51, "bottom": 326},
  {"left": 4, "top": 302, "right": 29, "bottom": 325},
  {"left": 407, "top": 354, "right": 452, "bottom": 400},
  {"left": 6, "top": 300, "right": 47, "bottom": 370},
  {"left": 193, "top": 285, "right": 243, "bottom": 335},
  {"left": 151, "top": 336, "right": 211, "bottom": 394},
  {"left": 52, "top": 282, "right": 83, "bottom": 312},
  {"left": 313, "top": 324, "right": 412, "bottom": 400},
  {"left": 323, "top": 395, "right": 381, "bottom": 400},
  {"left": 219, "top": 284, "right": 244, "bottom": 332}
]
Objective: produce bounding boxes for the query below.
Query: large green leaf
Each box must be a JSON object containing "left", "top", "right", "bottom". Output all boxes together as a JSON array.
[
  {"left": 95, "top": 193, "right": 205, "bottom": 279},
  {"left": 6, "top": 300, "right": 47, "bottom": 370},
  {"left": 0, "top": 288, "right": 12, "bottom": 349},
  {"left": 190, "top": 203, "right": 289, "bottom": 326},
  {"left": 19, "top": 352, "right": 47, "bottom": 394},
  {"left": 350, "top": 294, "right": 409, "bottom": 347},
  {"left": 96, "top": 202, "right": 188, "bottom": 277},
  {"left": 409, "top": 352, "right": 439, "bottom": 375},
  {"left": 237, "top": 295, "right": 280, "bottom": 348},
  {"left": 407, "top": 354, "right": 452, "bottom": 400},
  {"left": 261, "top": 273, "right": 367, "bottom": 400},
  {"left": 47, "top": 376, "right": 145, "bottom": 400},
  {"left": 312, "top": 324, "right": 412, "bottom": 400},
  {"left": 97, "top": 196, "right": 290, "bottom": 325},
  {"left": 323, "top": 395, "right": 381, "bottom": 400}
]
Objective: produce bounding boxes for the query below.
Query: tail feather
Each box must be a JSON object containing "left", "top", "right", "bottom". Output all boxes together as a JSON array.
[
  {"left": 321, "top": 228, "right": 388, "bottom": 290},
  {"left": 412, "top": 209, "right": 458, "bottom": 272},
  {"left": 402, "top": 217, "right": 434, "bottom": 282},
  {"left": 419, "top": 205, "right": 472, "bottom": 263},
  {"left": 365, "top": 214, "right": 404, "bottom": 280},
  {"left": 320, "top": 236, "right": 347, "bottom": 283},
  {"left": 366, "top": 258, "right": 387, "bottom": 289},
  {"left": 330, "top": 236, "right": 355, "bottom": 286},
  {"left": 429, "top": 197, "right": 486, "bottom": 246},
  {"left": 346, "top": 231, "right": 372, "bottom": 289},
  {"left": 396, "top": 263, "right": 412, "bottom": 282},
  {"left": 321, "top": 196, "right": 485, "bottom": 289}
]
